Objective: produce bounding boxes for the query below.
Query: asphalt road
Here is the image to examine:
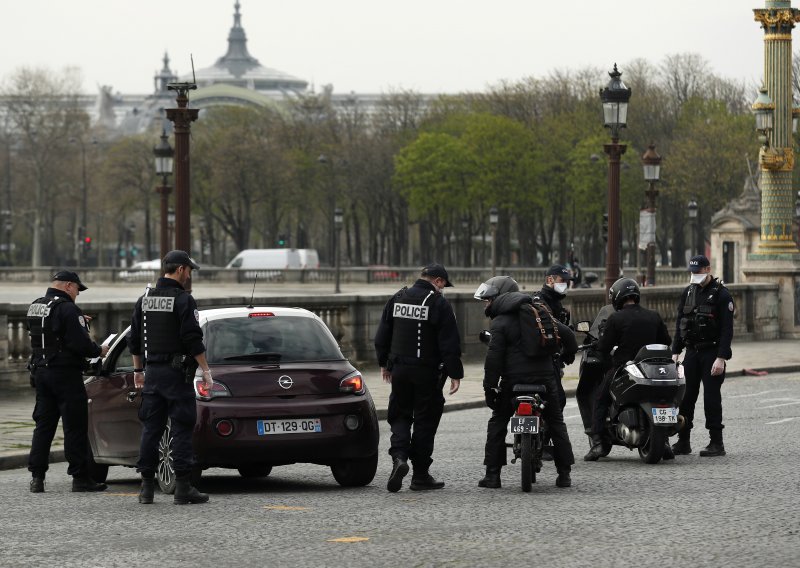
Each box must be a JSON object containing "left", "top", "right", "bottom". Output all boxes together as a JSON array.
[{"left": 2, "top": 372, "right": 799, "bottom": 568}]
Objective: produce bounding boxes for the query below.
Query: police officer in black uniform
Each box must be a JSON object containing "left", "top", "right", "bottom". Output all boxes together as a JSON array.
[
  {"left": 375, "top": 263, "right": 464, "bottom": 493},
  {"left": 129, "top": 250, "right": 213, "bottom": 505},
  {"left": 474, "top": 276, "right": 577, "bottom": 489},
  {"left": 670, "top": 255, "right": 734, "bottom": 457},
  {"left": 584, "top": 277, "right": 672, "bottom": 461},
  {"left": 27, "top": 271, "right": 109, "bottom": 493},
  {"left": 532, "top": 265, "right": 573, "bottom": 458}
]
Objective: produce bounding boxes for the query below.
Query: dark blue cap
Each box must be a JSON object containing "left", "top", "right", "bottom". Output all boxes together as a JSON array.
[{"left": 688, "top": 255, "right": 710, "bottom": 273}]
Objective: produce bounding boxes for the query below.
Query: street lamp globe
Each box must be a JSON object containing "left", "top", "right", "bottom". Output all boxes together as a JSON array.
[
  {"left": 751, "top": 87, "right": 774, "bottom": 144},
  {"left": 153, "top": 129, "right": 174, "bottom": 178},
  {"left": 489, "top": 206, "right": 499, "bottom": 228},
  {"left": 334, "top": 207, "right": 344, "bottom": 229},
  {"left": 599, "top": 64, "right": 632, "bottom": 139},
  {"left": 641, "top": 143, "right": 662, "bottom": 182},
  {"left": 687, "top": 199, "right": 699, "bottom": 219}
]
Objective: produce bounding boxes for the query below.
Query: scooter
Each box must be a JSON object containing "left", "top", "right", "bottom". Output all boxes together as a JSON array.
[
  {"left": 576, "top": 319, "right": 686, "bottom": 464},
  {"left": 508, "top": 384, "right": 548, "bottom": 492}
]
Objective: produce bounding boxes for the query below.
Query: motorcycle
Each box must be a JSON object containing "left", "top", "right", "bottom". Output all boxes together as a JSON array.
[{"left": 576, "top": 319, "right": 686, "bottom": 464}]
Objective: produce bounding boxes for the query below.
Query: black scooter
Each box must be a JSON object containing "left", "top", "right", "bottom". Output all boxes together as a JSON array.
[{"left": 576, "top": 317, "right": 686, "bottom": 464}]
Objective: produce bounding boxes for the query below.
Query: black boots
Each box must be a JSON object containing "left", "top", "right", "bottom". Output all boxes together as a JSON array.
[
  {"left": 387, "top": 457, "right": 409, "bottom": 493},
  {"left": 671, "top": 434, "right": 692, "bottom": 455},
  {"left": 700, "top": 430, "right": 726, "bottom": 457},
  {"left": 173, "top": 475, "right": 209, "bottom": 504},
  {"left": 72, "top": 476, "right": 108, "bottom": 492},
  {"left": 138, "top": 477, "right": 155, "bottom": 504},
  {"left": 410, "top": 472, "right": 445, "bottom": 491},
  {"left": 556, "top": 469, "right": 572, "bottom": 488},
  {"left": 583, "top": 435, "right": 611, "bottom": 461},
  {"left": 478, "top": 466, "right": 502, "bottom": 488},
  {"left": 29, "top": 477, "right": 44, "bottom": 493},
  {"left": 662, "top": 442, "right": 675, "bottom": 460}
]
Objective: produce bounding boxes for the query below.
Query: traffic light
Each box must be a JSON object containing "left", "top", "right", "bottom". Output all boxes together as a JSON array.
[
  {"left": 277, "top": 234, "right": 286, "bottom": 247},
  {"left": 83, "top": 236, "right": 92, "bottom": 252},
  {"left": 602, "top": 213, "right": 608, "bottom": 242}
]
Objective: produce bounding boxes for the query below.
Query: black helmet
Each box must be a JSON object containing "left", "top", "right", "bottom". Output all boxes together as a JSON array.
[
  {"left": 609, "top": 277, "right": 640, "bottom": 310},
  {"left": 473, "top": 276, "right": 519, "bottom": 301}
]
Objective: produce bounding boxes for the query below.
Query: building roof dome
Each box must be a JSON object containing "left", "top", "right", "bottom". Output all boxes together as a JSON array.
[{"left": 185, "top": 1, "right": 307, "bottom": 93}]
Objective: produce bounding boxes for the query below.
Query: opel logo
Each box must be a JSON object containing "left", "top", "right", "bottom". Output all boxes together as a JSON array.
[{"left": 278, "top": 375, "right": 293, "bottom": 390}]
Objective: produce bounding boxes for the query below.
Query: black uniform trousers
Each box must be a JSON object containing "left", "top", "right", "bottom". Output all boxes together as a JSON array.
[
  {"left": 137, "top": 364, "right": 197, "bottom": 476},
  {"left": 484, "top": 374, "right": 574, "bottom": 471},
  {"left": 28, "top": 366, "right": 90, "bottom": 478},
  {"left": 591, "top": 368, "right": 617, "bottom": 436},
  {"left": 680, "top": 347, "right": 725, "bottom": 433},
  {"left": 387, "top": 363, "right": 445, "bottom": 473}
]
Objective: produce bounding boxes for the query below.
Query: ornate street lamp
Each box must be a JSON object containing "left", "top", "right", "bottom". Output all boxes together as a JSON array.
[
  {"left": 334, "top": 207, "right": 344, "bottom": 294},
  {"left": 599, "top": 64, "right": 632, "bottom": 292},
  {"left": 153, "top": 128, "right": 175, "bottom": 259},
  {"left": 489, "top": 206, "right": 499, "bottom": 277},
  {"left": 641, "top": 143, "right": 662, "bottom": 286},
  {"left": 687, "top": 199, "right": 699, "bottom": 257},
  {"left": 166, "top": 79, "right": 199, "bottom": 253}
]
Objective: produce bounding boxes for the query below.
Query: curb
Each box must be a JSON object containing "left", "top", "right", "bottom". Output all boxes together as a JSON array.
[{"left": 0, "top": 450, "right": 63, "bottom": 472}]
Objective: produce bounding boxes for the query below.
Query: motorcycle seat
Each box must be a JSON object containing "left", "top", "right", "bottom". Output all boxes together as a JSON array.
[{"left": 511, "top": 383, "right": 547, "bottom": 394}]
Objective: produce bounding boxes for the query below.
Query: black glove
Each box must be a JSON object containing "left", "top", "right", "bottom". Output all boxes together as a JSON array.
[{"left": 484, "top": 389, "right": 498, "bottom": 410}]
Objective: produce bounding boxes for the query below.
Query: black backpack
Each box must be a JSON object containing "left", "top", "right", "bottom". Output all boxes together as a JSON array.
[{"left": 519, "top": 301, "right": 561, "bottom": 357}]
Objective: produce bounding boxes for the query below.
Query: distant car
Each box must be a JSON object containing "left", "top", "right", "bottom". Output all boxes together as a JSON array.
[
  {"left": 118, "top": 259, "right": 161, "bottom": 281},
  {"left": 84, "top": 306, "right": 379, "bottom": 492},
  {"left": 369, "top": 265, "right": 401, "bottom": 282}
]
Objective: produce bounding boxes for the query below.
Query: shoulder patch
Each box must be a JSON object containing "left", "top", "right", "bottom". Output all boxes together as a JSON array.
[
  {"left": 194, "top": 309, "right": 200, "bottom": 323},
  {"left": 728, "top": 302, "right": 734, "bottom": 312},
  {"left": 78, "top": 315, "right": 86, "bottom": 328}
]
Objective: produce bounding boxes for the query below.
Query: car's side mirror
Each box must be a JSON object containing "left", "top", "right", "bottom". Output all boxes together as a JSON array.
[
  {"left": 478, "top": 330, "right": 491, "bottom": 344},
  {"left": 576, "top": 321, "right": 591, "bottom": 333}
]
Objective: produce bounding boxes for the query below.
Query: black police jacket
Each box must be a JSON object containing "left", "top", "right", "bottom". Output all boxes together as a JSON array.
[
  {"left": 533, "top": 285, "right": 570, "bottom": 325},
  {"left": 672, "top": 277, "right": 734, "bottom": 359},
  {"left": 483, "top": 291, "right": 577, "bottom": 391},
  {"left": 128, "top": 277, "right": 205, "bottom": 362},
  {"left": 374, "top": 279, "right": 464, "bottom": 379},
  {"left": 598, "top": 303, "right": 671, "bottom": 368},
  {"left": 27, "top": 287, "right": 102, "bottom": 368}
]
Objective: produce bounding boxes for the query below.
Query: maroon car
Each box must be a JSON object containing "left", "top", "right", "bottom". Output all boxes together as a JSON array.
[{"left": 84, "top": 306, "right": 379, "bottom": 493}]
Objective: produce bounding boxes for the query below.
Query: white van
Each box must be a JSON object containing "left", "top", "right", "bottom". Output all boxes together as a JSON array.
[
  {"left": 225, "top": 249, "right": 302, "bottom": 270},
  {"left": 296, "top": 248, "right": 320, "bottom": 269}
]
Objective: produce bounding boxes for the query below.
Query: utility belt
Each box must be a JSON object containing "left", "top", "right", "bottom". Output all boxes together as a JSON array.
[
  {"left": 146, "top": 352, "right": 198, "bottom": 382},
  {"left": 685, "top": 340, "right": 717, "bottom": 352}
]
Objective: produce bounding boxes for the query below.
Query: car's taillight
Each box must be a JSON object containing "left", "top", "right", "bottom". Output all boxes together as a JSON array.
[
  {"left": 516, "top": 402, "right": 533, "bottom": 416},
  {"left": 195, "top": 379, "right": 231, "bottom": 401},
  {"left": 248, "top": 312, "right": 275, "bottom": 318},
  {"left": 339, "top": 371, "right": 365, "bottom": 394}
]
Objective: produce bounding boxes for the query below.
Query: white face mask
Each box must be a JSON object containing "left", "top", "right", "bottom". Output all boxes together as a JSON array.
[
  {"left": 690, "top": 273, "right": 707, "bottom": 285},
  {"left": 554, "top": 282, "right": 569, "bottom": 295}
]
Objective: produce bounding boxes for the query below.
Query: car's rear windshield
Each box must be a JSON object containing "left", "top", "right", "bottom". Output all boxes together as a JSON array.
[{"left": 204, "top": 315, "right": 344, "bottom": 364}]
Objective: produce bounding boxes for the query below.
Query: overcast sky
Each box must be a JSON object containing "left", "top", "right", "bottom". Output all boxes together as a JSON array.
[{"left": 0, "top": 0, "right": 774, "bottom": 97}]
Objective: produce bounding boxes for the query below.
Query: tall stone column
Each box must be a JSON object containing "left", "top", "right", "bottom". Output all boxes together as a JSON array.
[{"left": 754, "top": 1, "right": 800, "bottom": 253}]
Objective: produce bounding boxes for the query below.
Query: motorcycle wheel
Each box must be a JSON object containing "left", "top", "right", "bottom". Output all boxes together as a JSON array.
[
  {"left": 638, "top": 424, "right": 668, "bottom": 464},
  {"left": 521, "top": 434, "right": 533, "bottom": 492}
]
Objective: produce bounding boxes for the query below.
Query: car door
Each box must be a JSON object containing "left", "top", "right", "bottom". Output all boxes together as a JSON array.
[{"left": 85, "top": 330, "right": 142, "bottom": 462}]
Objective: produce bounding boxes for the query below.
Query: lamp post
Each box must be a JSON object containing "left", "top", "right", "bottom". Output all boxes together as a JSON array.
[
  {"left": 165, "top": 81, "right": 199, "bottom": 253},
  {"left": 153, "top": 128, "right": 175, "bottom": 259},
  {"left": 489, "top": 206, "right": 499, "bottom": 277},
  {"left": 334, "top": 207, "right": 343, "bottom": 294},
  {"left": 461, "top": 215, "right": 470, "bottom": 267},
  {"left": 641, "top": 143, "right": 662, "bottom": 286},
  {"left": 70, "top": 136, "right": 96, "bottom": 266},
  {"left": 600, "top": 64, "right": 631, "bottom": 293},
  {"left": 687, "top": 199, "right": 698, "bottom": 257}
]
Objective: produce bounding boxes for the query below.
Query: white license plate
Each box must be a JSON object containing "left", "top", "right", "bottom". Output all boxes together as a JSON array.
[
  {"left": 510, "top": 416, "right": 539, "bottom": 434},
  {"left": 651, "top": 407, "right": 678, "bottom": 424},
  {"left": 257, "top": 418, "right": 322, "bottom": 435}
]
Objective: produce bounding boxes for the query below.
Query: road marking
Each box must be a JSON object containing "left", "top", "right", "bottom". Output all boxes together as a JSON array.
[
  {"left": 729, "top": 390, "right": 788, "bottom": 399},
  {"left": 264, "top": 505, "right": 309, "bottom": 511},
  {"left": 766, "top": 417, "right": 798, "bottom": 425},
  {"left": 758, "top": 400, "right": 800, "bottom": 409},
  {"left": 327, "top": 536, "right": 369, "bottom": 543},
  {"left": 105, "top": 492, "right": 139, "bottom": 497}
]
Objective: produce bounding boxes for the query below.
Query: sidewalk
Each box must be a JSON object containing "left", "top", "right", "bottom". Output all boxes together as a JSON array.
[{"left": 1, "top": 340, "right": 797, "bottom": 470}]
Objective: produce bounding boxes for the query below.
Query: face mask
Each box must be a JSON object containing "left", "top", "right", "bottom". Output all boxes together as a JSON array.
[
  {"left": 554, "top": 282, "right": 569, "bottom": 295},
  {"left": 690, "top": 273, "right": 707, "bottom": 285}
]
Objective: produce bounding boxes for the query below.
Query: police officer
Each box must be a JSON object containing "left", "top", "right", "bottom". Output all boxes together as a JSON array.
[
  {"left": 670, "top": 255, "right": 734, "bottom": 457},
  {"left": 532, "top": 265, "right": 573, "bottom": 458},
  {"left": 584, "top": 277, "right": 672, "bottom": 461},
  {"left": 27, "top": 271, "right": 109, "bottom": 493},
  {"left": 474, "top": 276, "right": 577, "bottom": 489},
  {"left": 375, "top": 263, "right": 464, "bottom": 493},
  {"left": 129, "top": 250, "right": 213, "bottom": 504}
]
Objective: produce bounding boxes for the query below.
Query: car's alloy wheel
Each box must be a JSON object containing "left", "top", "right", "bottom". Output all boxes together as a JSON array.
[
  {"left": 157, "top": 422, "right": 177, "bottom": 494},
  {"left": 330, "top": 454, "right": 378, "bottom": 487}
]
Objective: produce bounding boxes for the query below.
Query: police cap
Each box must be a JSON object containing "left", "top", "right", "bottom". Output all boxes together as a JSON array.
[
  {"left": 546, "top": 264, "right": 572, "bottom": 280},
  {"left": 421, "top": 263, "right": 453, "bottom": 287},
  {"left": 163, "top": 250, "right": 200, "bottom": 270},
  {"left": 52, "top": 270, "right": 88, "bottom": 291},
  {"left": 688, "top": 255, "right": 710, "bottom": 273}
]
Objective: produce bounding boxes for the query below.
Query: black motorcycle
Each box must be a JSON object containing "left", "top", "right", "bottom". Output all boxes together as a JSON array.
[{"left": 576, "top": 319, "right": 686, "bottom": 464}]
